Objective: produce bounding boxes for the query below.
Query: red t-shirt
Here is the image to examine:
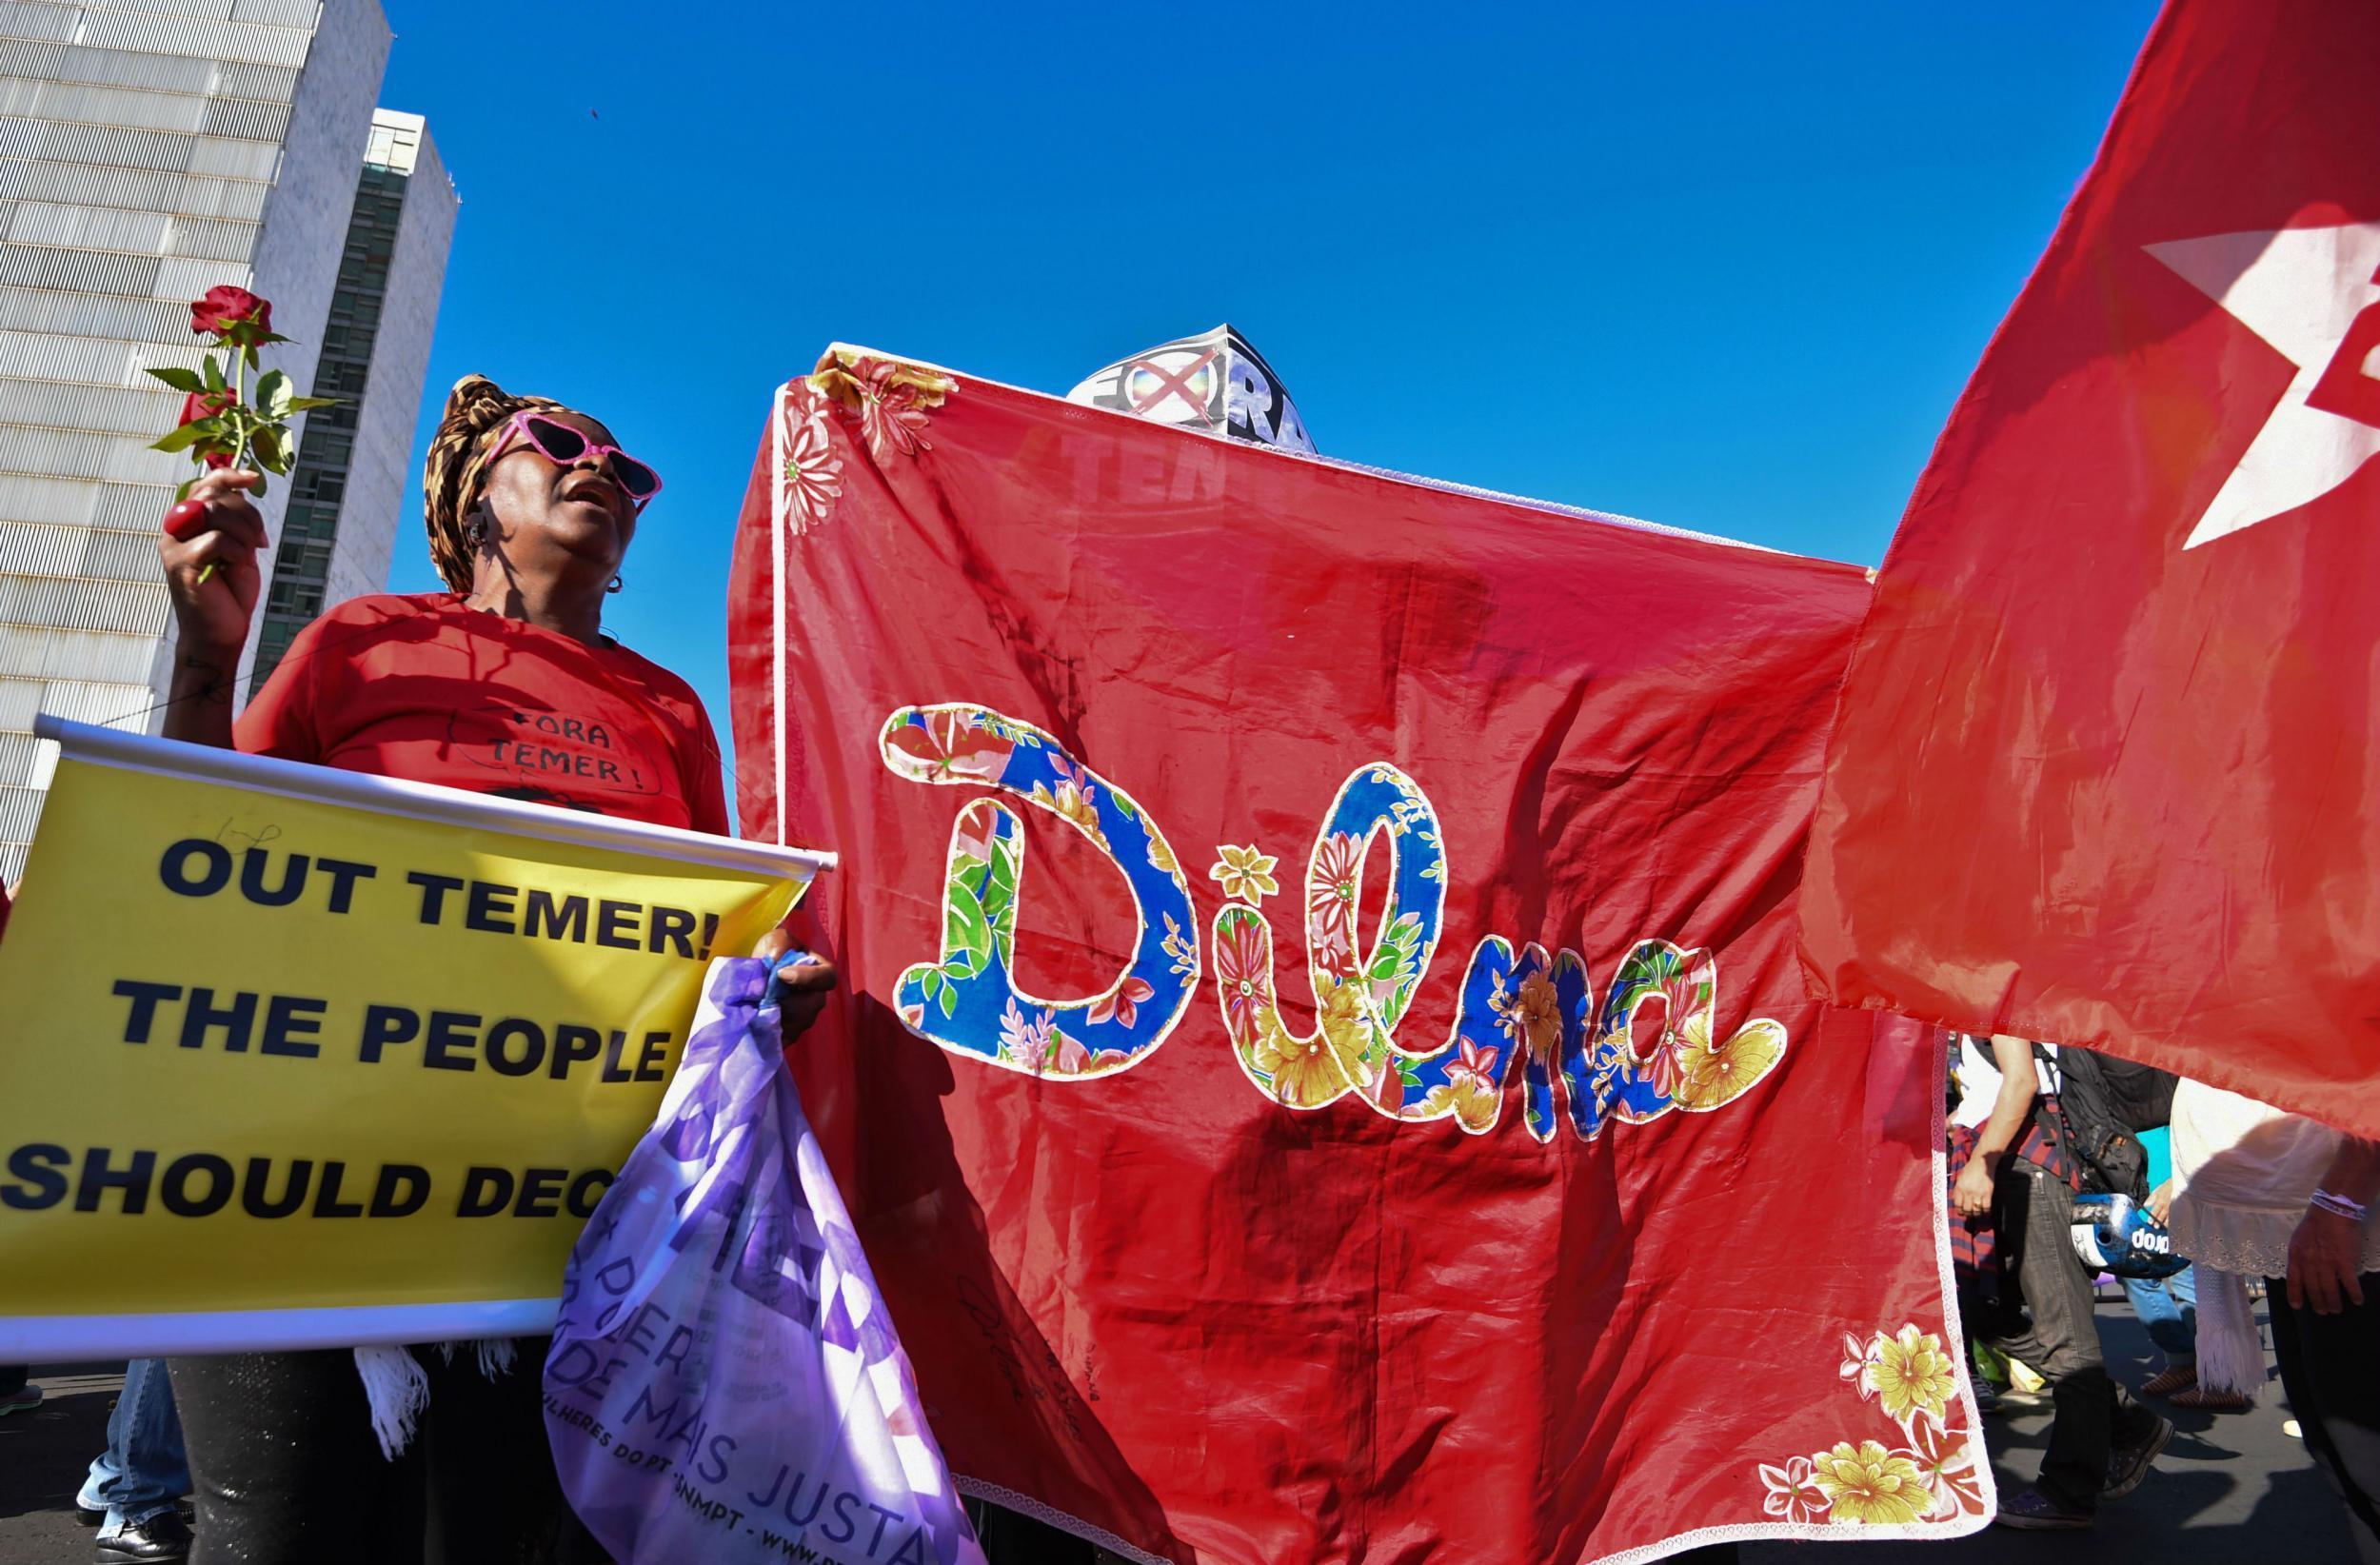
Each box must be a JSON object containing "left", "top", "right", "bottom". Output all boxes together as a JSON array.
[{"left": 236, "top": 593, "right": 731, "bottom": 837}]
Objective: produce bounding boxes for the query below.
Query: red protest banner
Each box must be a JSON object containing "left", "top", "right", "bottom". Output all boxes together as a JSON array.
[
  {"left": 728, "top": 349, "right": 1983, "bottom": 1562},
  {"left": 1800, "top": 0, "right": 2380, "bottom": 1138}
]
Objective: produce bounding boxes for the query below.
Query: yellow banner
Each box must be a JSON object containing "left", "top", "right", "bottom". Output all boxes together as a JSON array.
[{"left": 0, "top": 722, "right": 826, "bottom": 1356}]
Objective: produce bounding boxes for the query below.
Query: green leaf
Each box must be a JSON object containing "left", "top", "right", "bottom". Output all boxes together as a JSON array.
[
  {"left": 149, "top": 423, "right": 203, "bottom": 452},
  {"left": 251, "top": 426, "right": 289, "bottom": 474},
  {"left": 202, "top": 355, "right": 226, "bottom": 392},
  {"left": 146, "top": 366, "right": 205, "bottom": 392},
  {"left": 943, "top": 880, "right": 991, "bottom": 961},
  {"left": 253, "top": 368, "right": 292, "bottom": 419},
  {"left": 286, "top": 396, "right": 338, "bottom": 412},
  {"left": 248, "top": 471, "right": 268, "bottom": 497},
  {"left": 173, "top": 475, "right": 197, "bottom": 503},
  {"left": 985, "top": 842, "right": 1019, "bottom": 904},
  {"left": 936, "top": 982, "right": 957, "bottom": 1020}
]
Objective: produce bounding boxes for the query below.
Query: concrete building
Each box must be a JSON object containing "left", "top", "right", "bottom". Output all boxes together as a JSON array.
[
  {"left": 251, "top": 108, "right": 452, "bottom": 690},
  {"left": 0, "top": 1, "right": 452, "bottom": 885}
]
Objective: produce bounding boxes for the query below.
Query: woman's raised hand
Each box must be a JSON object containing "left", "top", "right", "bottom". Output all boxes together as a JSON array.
[{"left": 160, "top": 469, "right": 268, "bottom": 653}]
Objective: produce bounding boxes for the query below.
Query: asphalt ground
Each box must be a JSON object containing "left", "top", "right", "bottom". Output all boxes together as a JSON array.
[
  {"left": 0, "top": 1298, "right": 2354, "bottom": 1564},
  {"left": 0, "top": 1365, "right": 127, "bottom": 1565}
]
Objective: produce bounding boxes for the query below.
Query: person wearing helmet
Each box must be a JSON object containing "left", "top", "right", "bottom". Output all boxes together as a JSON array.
[{"left": 1951, "top": 1034, "right": 2173, "bottom": 1529}]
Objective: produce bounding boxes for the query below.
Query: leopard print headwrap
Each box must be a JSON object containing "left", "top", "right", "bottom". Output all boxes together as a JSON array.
[{"left": 421, "top": 373, "right": 565, "bottom": 592}]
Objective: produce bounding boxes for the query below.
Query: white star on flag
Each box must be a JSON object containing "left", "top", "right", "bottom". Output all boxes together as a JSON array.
[{"left": 2146, "top": 222, "right": 2380, "bottom": 549}]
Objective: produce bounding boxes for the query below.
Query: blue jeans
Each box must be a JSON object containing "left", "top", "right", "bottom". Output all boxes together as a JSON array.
[
  {"left": 79, "top": 1358, "right": 188, "bottom": 1528},
  {"left": 2123, "top": 1264, "right": 2200, "bottom": 1362}
]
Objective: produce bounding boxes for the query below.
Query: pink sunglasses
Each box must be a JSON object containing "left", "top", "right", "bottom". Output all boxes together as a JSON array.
[{"left": 483, "top": 411, "right": 664, "bottom": 507}]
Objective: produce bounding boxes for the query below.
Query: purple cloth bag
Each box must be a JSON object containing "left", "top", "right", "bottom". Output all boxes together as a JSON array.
[{"left": 545, "top": 957, "right": 985, "bottom": 1565}]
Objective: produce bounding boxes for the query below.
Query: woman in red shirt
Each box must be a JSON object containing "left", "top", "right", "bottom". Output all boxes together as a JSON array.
[{"left": 155, "top": 375, "right": 832, "bottom": 1563}]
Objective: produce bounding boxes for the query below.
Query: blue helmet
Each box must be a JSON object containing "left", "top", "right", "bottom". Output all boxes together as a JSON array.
[{"left": 2070, "top": 1193, "right": 2188, "bottom": 1280}]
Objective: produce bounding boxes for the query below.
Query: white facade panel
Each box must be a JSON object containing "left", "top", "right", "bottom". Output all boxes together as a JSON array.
[
  {"left": 0, "top": 242, "right": 165, "bottom": 293},
  {"left": 79, "top": 525, "right": 169, "bottom": 581},
  {"left": 0, "top": 520, "right": 83, "bottom": 573},
  {"left": 0, "top": 622, "right": 156, "bottom": 681},
  {"left": 183, "top": 132, "right": 279, "bottom": 181},
  {"left": 0, "top": 161, "right": 272, "bottom": 221},
  {"left": 231, "top": 0, "right": 322, "bottom": 28},
  {"left": 214, "top": 60, "right": 297, "bottom": 103},
  {"left": 199, "top": 90, "right": 288, "bottom": 142},
  {"left": 0, "top": 4, "right": 82, "bottom": 45},
  {"left": 0, "top": 288, "right": 186, "bottom": 337},
  {"left": 77, "top": 12, "right": 315, "bottom": 69},
  {"left": 151, "top": 249, "right": 228, "bottom": 297},
  {"left": 98, "top": 0, "right": 243, "bottom": 20},
  {"left": 6, "top": 80, "right": 212, "bottom": 134},
  {"left": 165, "top": 212, "right": 256, "bottom": 260},
  {"left": 50, "top": 42, "right": 224, "bottom": 95},
  {"left": 0, "top": 377, "right": 182, "bottom": 433},
  {"left": 9, "top": 198, "right": 172, "bottom": 249},
  {"left": 0, "top": 569, "right": 168, "bottom": 633},
  {"left": 0, "top": 327, "right": 139, "bottom": 382},
  {"left": 25, "top": 118, "right": 194, "bottom": 172}
]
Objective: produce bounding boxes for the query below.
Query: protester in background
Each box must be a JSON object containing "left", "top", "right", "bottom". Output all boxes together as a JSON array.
[
  {"left": 1951, "top": 1035, "right": 2171, "bottom": 1529},
  {"left": 2169, "top": 1080, "right": 2380, "bottom": 1560},
  {"left": 2132, "top": 1177, "right": 2244, "bottom": 1413},
  {"left": 2124, "top": 1260, "right": 2215, "bottom": 1404},
  {"left": 151, "top": 375, "right": 836, "bottom": 1563},
  {"left": 2053, "top": 1047, "right": 2211, "bottom": 1407},
  {"left": 1947, "top": 1033, "right": 2022, "bottom": 1411},
  {"left": 0, "top": 1363, "right": 35, "bottom": 1416},
  {"left": 77, "top": 1359, "right": 190, "bottom": 1563}
]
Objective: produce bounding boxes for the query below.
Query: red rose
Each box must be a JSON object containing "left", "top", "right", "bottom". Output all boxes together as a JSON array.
[
  {"left": 189, "top": 285, "right": 269, "bottom": 341},
  {"left": 179, "top": 388, "right": 238, "bottom": 467},
  {"left": 179, "top": 389, "right": 234, "bottom": 426}
]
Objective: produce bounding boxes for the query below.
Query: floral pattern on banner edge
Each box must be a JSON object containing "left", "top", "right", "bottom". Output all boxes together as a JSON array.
[
  {"left": 777, "top": 348, "right": 956, "bottom": 536},
  {"left": 1756, "top": 1322, "right": 1986, "bottom": 1527}
]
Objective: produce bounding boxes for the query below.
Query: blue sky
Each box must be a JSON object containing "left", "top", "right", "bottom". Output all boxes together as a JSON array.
[{"left": 377, "top": 2, "right": 2160, "bottom": 777}]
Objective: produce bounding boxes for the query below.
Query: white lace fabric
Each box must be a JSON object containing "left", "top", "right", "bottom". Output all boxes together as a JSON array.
[{"left": 2168, "top": 1080, "right": 2380, "bottom": 1278}]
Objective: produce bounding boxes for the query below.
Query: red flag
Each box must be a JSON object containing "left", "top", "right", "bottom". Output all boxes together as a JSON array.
[
  {"left": 1801, "top": 1, "right": 2380, "bottom": 1136},
  {"left": 729, "top": 351, "right": 1986, "bottom": 1560}
]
